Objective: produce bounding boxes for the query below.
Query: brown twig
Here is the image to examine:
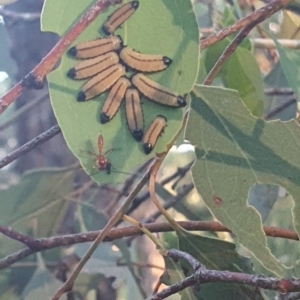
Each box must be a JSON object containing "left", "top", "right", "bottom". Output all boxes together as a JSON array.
[
  {"left": 264, "top": 88, "right": 294, "bottom": 96},
  {"left": 125, "top": 183, "right": 194, "bottom": 246},
  {"left": 0, "top": 226, "right": 38, "bottom": 249},
  {"left": 168, "top": 249, "right": 202, "bottom": 271},
  {"left": 143, "top": 183, "right": 194, "bottom": 224},
  {"left": 203, "top": 24, "right": 258, "bottom": 85},
  {"left": 252, "top": 38, "right": 300, "bottom": 50},
  {"left": 263, "top": 96, "right": 296, "bottom": 120},
  {"left": 108, "top": 159, "right": 154, "bottom": 216},
  {"left": 200, "top": 0, "right": 293, "bottom": 51},
  {"left": 0, "top": 0, "right": 121, "bottom": 116},
  {"left": 0, "top": 221, "right": 297, "bottom": 270},
  {"left": 147, "top": 249, "right": 300, "bottom": 299},
  {"left": 125, "top": 161, "right": 193, "bottom": 219},
  {"left": 0, "top": 125, "right": 61, "bottom": 169},
  {"left": 50, "top": 161, "right": 152, "bottom": 300}
]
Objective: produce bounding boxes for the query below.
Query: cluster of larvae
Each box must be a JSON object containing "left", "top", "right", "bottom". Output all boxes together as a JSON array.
[{"left": 67, "top": 1, "right": 186, "bottom": 154}]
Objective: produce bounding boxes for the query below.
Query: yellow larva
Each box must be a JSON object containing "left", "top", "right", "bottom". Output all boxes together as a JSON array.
[
  {"left": 143, "top": 115, "right": 167, "bottom": 154},
  {"left": 102, "top": 1, "right": 139, "bottom": 35},
  {"left": 67, "top": 52, "right": 119, "bottom": 80},
  {"left": 77, "top": 64, "right": 126, "bottom": 102},
  {"left": 131, "top": 73, "right": 186, "bottom": 107},
  {"left": 125, "top": 88, "right": 144, "bottom": 142},
  {"left": 68, "top": 36, "right": 122, "bottom": 59},
  {"left": 119, "top": 47, "right": 172, "bottom": 72},
  {"left": 100, "top": 77, "right": 131, "bottom": 124}
]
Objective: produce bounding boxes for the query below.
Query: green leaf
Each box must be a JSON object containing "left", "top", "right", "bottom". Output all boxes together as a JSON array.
[
  {"left": 201, "top": 39, "right": 263, "bottom": 117},
  {"left": 162, "top": 231, "right": 262, "bottom": 300},
  {"left": 177, "top": 231, "right": 264, "bottom": 300},
  {"left": 41, "top": 0, "right": 199, "bottom": 185},
  {"left": 221, "top": 47, "right": 264, "bottom": 117},
  {"left": 0, "top": 168, "right": 74, "bottom": 240},
  {"left": 186, "top": 84, "right": 300, "bottom": 277},
  {"left": 271, "top": 37, "right": 300, "bottom": 102}
]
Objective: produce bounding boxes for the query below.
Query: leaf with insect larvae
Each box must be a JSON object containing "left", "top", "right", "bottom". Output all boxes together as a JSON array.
[{"left": 41, "top": 0, "right": 199, "bottom": 184}]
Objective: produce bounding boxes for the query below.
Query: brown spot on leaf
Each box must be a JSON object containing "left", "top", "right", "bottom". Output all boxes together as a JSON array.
[{"left": 213, "top": 196, "right": 223, "bottom": 206}]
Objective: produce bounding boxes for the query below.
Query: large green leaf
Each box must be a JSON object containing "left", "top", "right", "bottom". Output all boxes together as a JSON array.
[
  {"left": 41, "top": 0, "right": 199, "bottom": 185},
  {"left": 186, "top": 84, "right": 300, "bottom": 277}
]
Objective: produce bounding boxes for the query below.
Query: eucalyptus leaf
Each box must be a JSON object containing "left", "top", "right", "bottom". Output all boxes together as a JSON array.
[
  {"left": 41, "top": 0, "right": 199, "bottom": 185},
  {"left": 186, "top": 84, "right": 300, "bottom": 277}
]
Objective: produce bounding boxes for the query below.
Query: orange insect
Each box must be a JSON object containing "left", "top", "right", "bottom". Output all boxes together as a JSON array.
[{"left": 82, "top": 133, "right": 117, "bottom": 175}]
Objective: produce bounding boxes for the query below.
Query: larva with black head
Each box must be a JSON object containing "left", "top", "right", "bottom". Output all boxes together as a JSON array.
[
  {"left": 68, "top": 36, "right": 122, "bottom": 59},
  {"left": 143, "top": 115, "right": 167, "bottom": 154},
  {"left": 77, "top": 64, "right": 126, "bottom": 102},
  {"left": 102, "top": 1, "right": 139, "bottom": 35},
  {"left": 131, "top": 73, "right": 186, "bottom": 107},
  {"left": 125, "top": 88, "right": 144, "bottom": 142},
  {"left": 67, "top": 52, "right": 119, "bottom": 80},
  {"left": 100, "top": 77, "right": 131, "bottom": 124},
  {"left": 119, "top": 47, "right": 172, "bottom": 73}
]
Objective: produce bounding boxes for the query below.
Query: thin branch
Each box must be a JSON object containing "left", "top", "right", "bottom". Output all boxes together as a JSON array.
[
  {"left": 108, "top": 159, "right": 154, "bottom": 215},
  {"left": 0, "top": 221, "right": 297, "bottom": 270},
  {"left": 263, "top": 96, "right": 296, "bottom": 120},
  {"left": 0, "top": 226, "right": 38, "bottom": 249},
  {"left": 0, "top": 0, "right": 121, "bottom": 116},
  {"left": 200, "top": 0, "right": 293, "bottom": 51},
  {"left": 252, "top": 38, "right": 300, "bottom": 50},
  {"left": 168, "top": 249, "right": 202, "bottom": 271},
  {"left": 203, "top": 24, "right": 257, "bottom": 85},
  {"left": 50, "top": 161, "right": 152, "bottom": 300},
  {"left": 264, "top": 88, "right": 294, "bottom": 96},
  {"left": 0, "top": 125, "right": 61, "bottom": 169},
  {"left": 143, "top": 183, "right": 194, "bottom": 224},
  {"left": 148, "top": 112, "right": 190, "bottom": 236},
  {"left": 117, "top": 262, "right": 165, "bottom": 270},
  {"left": 148, "top": 266, "right": 300, "bottom": 300},
  {"left": 125, "top": 161, "right": 193, "bottom": 219},
  {"left": 160, "top": 161, "right": 194, "bottom": 186},
  {"left": 147, "top": 249, "right": 300, "bottom": 299},
  {"left": 148, "top": 274, "right": 196, "bottom": 300}
]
